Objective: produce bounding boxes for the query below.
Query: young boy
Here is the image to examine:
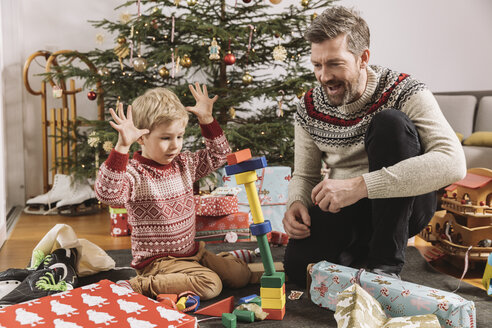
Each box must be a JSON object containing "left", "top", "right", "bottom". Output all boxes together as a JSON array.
[{"left": 95, "top": 84, "right": 251, "bottom": 300}]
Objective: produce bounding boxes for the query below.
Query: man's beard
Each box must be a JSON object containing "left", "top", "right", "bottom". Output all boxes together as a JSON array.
[{"left": 323, "top": 73, "right": 362, "bottom": 106}]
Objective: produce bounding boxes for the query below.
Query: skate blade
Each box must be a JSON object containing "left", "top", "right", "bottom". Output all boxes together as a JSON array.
[
  {"left": 23, "top": 203, "right": 58, "bottom": 216},
  {"left": 57, "top": 199, "right": 101, "bottom": 217}
]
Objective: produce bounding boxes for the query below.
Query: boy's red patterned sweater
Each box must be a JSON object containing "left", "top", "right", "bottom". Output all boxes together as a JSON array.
[{"left": 95, "top": 120, "right": 230, "bottom": 269}]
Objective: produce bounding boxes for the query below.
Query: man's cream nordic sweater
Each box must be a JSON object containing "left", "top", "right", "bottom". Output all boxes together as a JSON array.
[{"left": 287, "top": 65, "right": 466, "bottom": 208}]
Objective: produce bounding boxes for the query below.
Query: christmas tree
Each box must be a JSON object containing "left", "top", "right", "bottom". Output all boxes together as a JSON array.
[{"left": 49, "top": 0, "right": 333, "bottom": 181}]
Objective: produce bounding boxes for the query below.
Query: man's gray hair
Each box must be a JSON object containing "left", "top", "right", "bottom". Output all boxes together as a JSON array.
[{"left": 304, "top": 6, "right": 370, "bottom": 56}]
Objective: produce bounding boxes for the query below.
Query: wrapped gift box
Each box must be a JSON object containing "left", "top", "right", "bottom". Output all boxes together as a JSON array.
[
  {"left": 196, "top": 212, "right": 250, "bottom": 243},
  {"left": 109, "top": 206, "right": 131, "bottom": 237},
  {"left": 194, "top": 195, "right": 238, "bottom": 216},
  {"left": 0, "top": 279, "right": 197, "bottom": 327},
  {"left": 310, "top": 261, "right": 476, "bottom": 328},
  {"left": 217, "top": 166, "right": 291, "bottom": 233}
]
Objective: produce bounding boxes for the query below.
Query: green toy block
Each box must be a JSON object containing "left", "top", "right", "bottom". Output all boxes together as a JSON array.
[
  {"left": 233, "top": 309, "right": 255, "bottom": 323},
  {"left": 260, "top": 272, "right": 285, "bottom": 288},
  {"left": 257, "top": 234, "right": 276, "bottom": 276},
  {"left": 250, "top": 296, "right": 262, "bottom": 306},
  {"left": 221, "top": 313, "right": 237, "bottom": 328}
]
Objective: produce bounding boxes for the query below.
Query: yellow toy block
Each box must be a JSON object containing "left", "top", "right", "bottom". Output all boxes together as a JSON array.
[
  {"left": 234, "top": 171, "right": 257, "bottom": 185},
  {"left": 261, "top": 294, "right": 286, "bottom": 309},
  {"left": 260, "top": 285, "right": 285, "bottom": 299}
]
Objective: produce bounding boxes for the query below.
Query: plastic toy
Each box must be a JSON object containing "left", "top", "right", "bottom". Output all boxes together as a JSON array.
[
  {"left": 225, "top": 150, "right": 286, "bottom": 320},
  {"left": 419, "top": 168, "right": 492, "bottom": 269}
]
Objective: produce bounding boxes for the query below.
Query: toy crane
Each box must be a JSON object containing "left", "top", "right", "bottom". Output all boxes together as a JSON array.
[{"left": 224, "top": 149, "right": 286, "bottom": 320}]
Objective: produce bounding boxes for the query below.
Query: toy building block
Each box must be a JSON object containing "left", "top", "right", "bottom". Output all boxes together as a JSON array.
[
  {"left": 221, "top": 313, "right": 237, "bottom": 328},
  {"left": 232, "top": 309, "right": 255, "bottom": 323},
  {"left": 185, "top": 295, "right": 200, "bottom": 312},
  {"left": 260, "top": 285, "right": 286, "bottom": 299},
  {"left": 195, "top": 296, "right": 234, "bottom": 317},
  {"left": 263, "top": 307, "right": 286, "bottom": 320},
  {"left": 248, "top": 262, "right": 284, "bottom": 284},
  {"left": 157, "top": 293, "right": 179, "bottom": 309},
  {"left": 238, "top": 294, "right": 258, "bottom": 305},
  {"left": 224, "top": 157, "right": 267, "bottom": 176},
  {"left": 261, "top": 272, "right": 285, "bottom": 288},
  {"left": 176, "top": 296, "right": 187, "bottom": 311},
  {"left": 227, "top": 149, "right": 252, "bottom": 165},
  {"left": 250, "top": 221, "right": 272, "bottom": 236},
  {"left": 261, "top": 293, "right": 286, "bottom": 309}
]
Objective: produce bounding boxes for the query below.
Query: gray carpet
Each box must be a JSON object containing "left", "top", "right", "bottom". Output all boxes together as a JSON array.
[{"left": 83, "top": 244, "right": 491, "bottom": 327}]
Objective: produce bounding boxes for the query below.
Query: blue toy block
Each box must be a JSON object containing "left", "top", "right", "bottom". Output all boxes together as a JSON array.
[
  {"left": 225, "top": 157, "right": 267, "bottom": 176},
  {"left": 185, "top": 295, "right": 200, "bottom": 312},
  {"left": 238, "top": 294, "right": 259, "bottom": 305},
  {"left": 250, "top": 220, "right": 272, "bottom": 236}
]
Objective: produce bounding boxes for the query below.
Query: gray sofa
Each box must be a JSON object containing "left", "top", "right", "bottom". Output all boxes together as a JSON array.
[{"left": 434, "top": 91, "right": 492, "bottom": 170}]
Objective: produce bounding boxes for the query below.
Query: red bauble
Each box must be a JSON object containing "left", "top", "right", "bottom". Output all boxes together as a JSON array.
[
  {"left": 243, "top": 0, "right": 252, "bottom": 3},
  {"left": 224, "top": 52, "right": 236, "bottom": 65},
  {"left": 480, "top": 201, "right": 485, "bottom": 206},
  {"left": 87, "top": 91, "right": 97, "bottom": 101},
  {"left": 461, "top": 199, "right": 466, "bottom": 204}
]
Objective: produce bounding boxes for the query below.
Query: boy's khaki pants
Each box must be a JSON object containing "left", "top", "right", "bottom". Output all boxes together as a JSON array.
[{"left": 129, "top": 241, "right": 251, "bottom": 300}]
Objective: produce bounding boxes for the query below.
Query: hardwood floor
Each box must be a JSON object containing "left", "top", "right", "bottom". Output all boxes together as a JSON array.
[{"left": 0, "top": 210, "right": 486, "bottom": 290}]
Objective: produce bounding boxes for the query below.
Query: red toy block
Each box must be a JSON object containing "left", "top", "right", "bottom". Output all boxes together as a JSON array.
[
  {"left": 157, "top": 294, "right": 178, "bottom": 309},
  {"left": 227, "top": 149, "right": 252, "bottom": 165},
  {"left": 194, "top": 296, "right": 234, "bottom": 317},
  {"left": 263, "top": 307, "right": 286, "bottom": 320}
]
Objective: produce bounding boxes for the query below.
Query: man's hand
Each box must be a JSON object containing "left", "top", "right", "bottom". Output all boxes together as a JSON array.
[
  {"left": 282, "top": 201, "right": 311, "bottom": 239},
  {"left": 109, "top": 103, "right": 150, "bottom": 154},
  {"left": 186, "top": 82, "right": 218, "bottom": 125},
  {"left": 311, "top": 176, "right": 368, "bottom": 213}
]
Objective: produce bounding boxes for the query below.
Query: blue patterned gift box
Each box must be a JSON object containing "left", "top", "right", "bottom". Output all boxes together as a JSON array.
[
  {"left": 310, "top": 261, "right": 476, "bottom": 328},
  {"left": 217, "top": 166, "right": 291, "bottom": 233}
]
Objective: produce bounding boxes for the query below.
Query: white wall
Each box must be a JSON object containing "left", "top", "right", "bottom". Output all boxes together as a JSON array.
[{"left": 3, "top": 0, "right": 492, "bottom": 201}]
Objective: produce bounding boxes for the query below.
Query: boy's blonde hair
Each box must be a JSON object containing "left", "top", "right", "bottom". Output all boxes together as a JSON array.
[{"left": 131, "top": 87, "right": 189, "bottom": 131}]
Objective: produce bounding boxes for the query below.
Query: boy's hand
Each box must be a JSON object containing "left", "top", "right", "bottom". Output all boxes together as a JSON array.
[
  {"left": 186, "top": 82, "right": 218, "bottom": 124},
  {"left": 109, "top": 103, "right": 149, "bottom": 154}
]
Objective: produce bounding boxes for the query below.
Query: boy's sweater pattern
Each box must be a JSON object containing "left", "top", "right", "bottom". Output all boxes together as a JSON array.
[{"left": 95, "top": 120, "right": 230, "bottom": 269}]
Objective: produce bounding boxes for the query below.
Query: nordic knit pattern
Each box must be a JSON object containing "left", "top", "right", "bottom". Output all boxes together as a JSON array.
[
  {"left": 95, "top": 120, "right": 230, "bottom": 269},
  {"left": 287, "top": 65, "right": 466, "bottom": 208}
]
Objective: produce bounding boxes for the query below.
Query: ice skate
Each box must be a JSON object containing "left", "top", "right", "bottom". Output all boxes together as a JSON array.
[
  {"left": 56, "top": 180, "right": 100, "bottom": 216},
  {"left": 24, "top": 174, "right": 72, "bottom": 215}
]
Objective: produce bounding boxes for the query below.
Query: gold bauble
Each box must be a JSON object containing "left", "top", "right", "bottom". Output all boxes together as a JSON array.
[
  {"left": 269, "top": 0, "right": 282, "bottom": 4},
  {"left": 180, "top": 54, "right": 192, "bottom": 68},
  {"left": 98, "top": 67, "right": 110, "bottom": 76},
  {"left": 228, "top": 107, "right": 236, "bottom": 119},
  {"left": 311, "top": 12, "right": 318, "bottom": 21},
  {"left": 296, "top": 88, "right": 306, "bottom": 99},
  {"left": 242, "top": 72, "right": 253, "bottom": 85},
  {"left": 186, "top": 0, "right": 198, "bottom": 5},
  {"left": 301, "top": 0, "right": 310, "bottom": 7},
  {"left": 117, "top": 36, "right": 127, "bottom": 44},
  {"left": 158, "top": 66, "right": 170, "bottom": 78},
  {"left": 133, "top": 57, "right": 148, "bottom": 72}
]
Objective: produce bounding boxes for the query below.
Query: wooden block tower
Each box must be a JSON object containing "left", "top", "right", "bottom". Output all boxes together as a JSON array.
[{"left": 225, "top": 149, "right": 286, "bottom": 320}]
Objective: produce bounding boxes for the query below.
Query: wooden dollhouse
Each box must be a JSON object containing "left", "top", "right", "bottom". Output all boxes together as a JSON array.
[{"left": 420, "top": 168, "right": 492, "bottom": 267}]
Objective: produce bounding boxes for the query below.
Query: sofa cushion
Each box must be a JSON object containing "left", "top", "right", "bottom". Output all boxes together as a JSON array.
[
  {"left": 435, "top": 95, "right": 477, "bottom": 139},
  {"left": 463, "top": 131, "right": 492, "bottom": 147},
  {"left": 475, "top": 96, "right": 492, "bottom": 132}
]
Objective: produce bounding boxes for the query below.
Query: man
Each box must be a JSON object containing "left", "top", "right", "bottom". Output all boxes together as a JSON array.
[{"left": 283, "top": 6, "right": 466, "bottom": 285}]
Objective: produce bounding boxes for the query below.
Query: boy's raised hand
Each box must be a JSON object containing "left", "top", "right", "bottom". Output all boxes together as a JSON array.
[
  {"left": 186, "top": 82, "right": 218, "bottom": 124},
  {"left": 109, "top": 103, "right": 149, "bottom": 154}
]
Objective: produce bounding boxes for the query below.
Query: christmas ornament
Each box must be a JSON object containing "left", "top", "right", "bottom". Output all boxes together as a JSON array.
[
  {"left": 224, "top": 51, "right": 236, "bottom": 65},
  {"left": 242, "top": 72, "right": 253, "bottom": 85},
  {"left": 158, "top": 66, "right": 170, "bottom": 78},
  {"left": 269, "top": 0, "right": 282, "bottom": 4},
  {"left": 119, "top": 12, "right": 131, "bottom": 24},
  {"left": 152, "top": 19, "right": 160, "bottom": 29},
  {"left": 273, "top": 45, "right": 287, "bottom": 62},
  {"left": 95, "top": 34, "right": 104, "bottom": 45},
  {"left": 52, "top": 86, "right": 63, "bottom": 99},
  {"left": 301, "top": 0, "right": 309, "bottom": 7},
  {"left": 180, "top": 54, "right": 192, "bottom": 68},
  {"left": 208, "top": 38, "right": 221, "bottom": 61},
  {"left": 243, "top": 0, "right": 252, "bottom": 3},
  {"left": 87, "top": 90, "right": 97, "bottom": 101},
  {"left": 277, "top": 90, "right": 285, "bottom": 117},
  {"left": 186, "top": 0, "right": 198, "bottom": 5},
  {"left": 228, "top": 107, "right": 236, "bottom": 119},
  {"left": 311, "top": 12, "right": 318, "bottom": 21},
  {"left": 296, "top": 88, "right": 306, "bottom": 99},
  {"left": 133, "top": 57, "right": 148, "bottom": 72},
  {"left": 117, "top": 36, "right": 127, "bottom": 44},
  {"left": 97, "top": 67, "right": 110, "bottom": 76}
]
